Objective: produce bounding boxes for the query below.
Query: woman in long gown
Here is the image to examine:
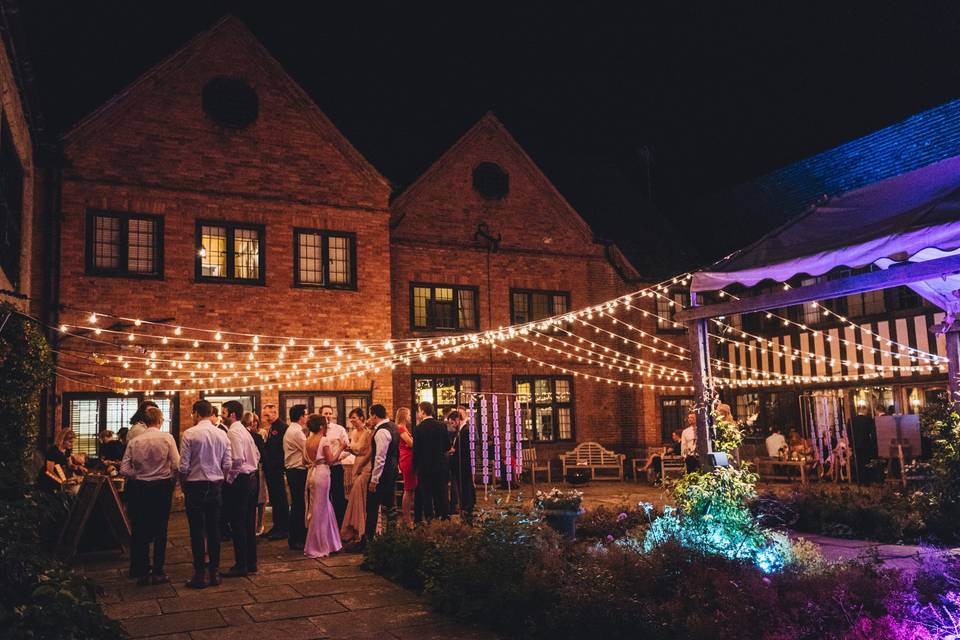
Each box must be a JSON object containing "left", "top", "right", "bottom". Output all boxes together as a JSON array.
[
  {"left": 339, "top": 412, "right": 373, "bottom": 544},
  {"left": 303, "top": 415, "right": 343, "bottom": 559}
]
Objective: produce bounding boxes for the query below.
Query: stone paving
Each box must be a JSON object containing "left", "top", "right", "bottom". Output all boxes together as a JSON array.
[{"left": 79, "top": 510, "right": 497, "bottom": 640}]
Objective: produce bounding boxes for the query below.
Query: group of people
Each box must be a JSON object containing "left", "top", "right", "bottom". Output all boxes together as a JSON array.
[{"left": 73, "top": 396, "right": 478, "bottom": 590}]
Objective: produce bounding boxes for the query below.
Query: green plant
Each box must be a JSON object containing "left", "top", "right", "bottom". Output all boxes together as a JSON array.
[
  {"left": 917, "top": 402, "right": 960, "bottom": 543},
  {"left": 533, "top": 488, "right": 582, "bottom": 511},
  {"left": 711, "top": 409, "right": 743, "bottom": 454},
  {"left": 0, "top": 302, "right": 52, "bottom": 493}
]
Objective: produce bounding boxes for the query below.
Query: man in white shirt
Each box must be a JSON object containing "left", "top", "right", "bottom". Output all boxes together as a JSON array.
[
  {"left": 364, "top": 404, "right": 399, "bottom": 545},
  {"left": 681, "top": 411, "right": 701, "bottom": 473},
  {"left": 120, "top": 405, "right": 179, "bottom": 585},
  {"left": 179, "top": 399, "right": 232, "bottom": 589},
  {"left": 765, "top": 427, "right": 788, "bottom": 458},
  {"left": 221, "top": 401, "right": 261, "bottom": 578},
  {"left": 320, "top": 405, "right": 350, "bottom": 527},
  {"left": 283, "top": 404, "right": 309, "bottom": 550}
]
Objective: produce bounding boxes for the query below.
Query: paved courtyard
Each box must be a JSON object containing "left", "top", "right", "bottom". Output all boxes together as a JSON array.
[{"left": 80, "top": 509, "right": 497, "bottom": 640}]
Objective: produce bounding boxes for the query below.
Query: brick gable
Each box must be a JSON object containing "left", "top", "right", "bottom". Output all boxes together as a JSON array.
[{"left": 64, "top": 16, "right": 389, "bottom": 211}]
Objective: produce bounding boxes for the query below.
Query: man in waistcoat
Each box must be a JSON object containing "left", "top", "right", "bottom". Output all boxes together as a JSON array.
[{"left": 363, "top": 404, "right": 399, "bottom": 547}]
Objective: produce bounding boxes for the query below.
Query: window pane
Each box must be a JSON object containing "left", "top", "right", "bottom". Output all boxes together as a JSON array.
[
  {"left": 460, "top": 378, "right": 478, "bottom": 398},
  {"left": 536, "top": 407, "right": 554, "bottom": 441},
  {"left": 458, "top": 289, "right": 476, "bottom": 329},
  {"left": 327, "top": 235, "right": 351, "bottom": 285},
  {"left": 555, "top": 378, "right": 571, "bottom": 402},
  {"left": 435, "top": 377, "right": 458, "bottom": 408},
  {"left": 432, "top": 288, "right": 455, "bottom": 329},
  {"left": 515, "top": 381, "right": 531, "bottom": 403},
  {"left": 284, "top": 397, "right": 310, "bottom": 421},
  {"left": 512, "top": 292, "right": 528, "bottom": 324},
  {"left": 521, "top": 407, "right": 534, "bottom": 441},
  {"left": 298, "top": 232, "right": 323, "bottom": 284},
  {"left": 68, "top": 399, "right": 99, "bottom": 456},
  {"left": 557, "top": 407, "right": 572, "bottom": 440},
  {"left": 552, "top": 295, "right": 568, "bottom": 315},
  {"left": 413, "top": 287, "right": 430, "bottom": 328},
  {"left": 862, "top": 290, "right": 885, "bottom": 315},
  {"left": 234, "top": 228, "right": 260, "bottom": 280},
  {"left": 532, "top": 293, "right": 550, "bottom": 320},
  {"left": 534, "top": 379, "right": 552, "bottom": 404},
  {"left": 106, "top": 397, "right": 139, "bottom": 432},
  {"left": 201, "top": 225, "right": 227, "bottom": 277},
  {"left": 94, "top": 216, "right": 121, "bottom": 269},
  {"left": 128, "top": 218, "right": 157, "bottom": 273},
  {"left": 153, "top": 397, "right": 173, "bottom": 433},
  {"left": 415, "top": 377, "right": 434, "bottom": 405},
  {"left": 343, "top": 396, "right": 367, "bottom": 419}
]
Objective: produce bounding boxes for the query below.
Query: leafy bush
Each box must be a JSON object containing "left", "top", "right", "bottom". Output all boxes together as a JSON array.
[
  {"left": 365, "top": 505, "right": 949, "bottom": 639},
  {"left": 576, "top": 504, "right": 651, "bottom": 542},
  {"left": 917, "top": 402, "right": 960, "bottom": 543}
]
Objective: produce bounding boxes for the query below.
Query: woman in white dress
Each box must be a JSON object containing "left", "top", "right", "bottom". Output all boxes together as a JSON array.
[{"left": 303, "top": 414, "right": 343, "bottom": 558}]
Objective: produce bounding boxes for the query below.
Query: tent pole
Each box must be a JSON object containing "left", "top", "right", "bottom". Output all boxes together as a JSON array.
[
  {"left": 686, "top": 291, "right": 713, "bottom": 470},
  {"left": 947, "top": 326, "right": 960, "bottom": 410}
]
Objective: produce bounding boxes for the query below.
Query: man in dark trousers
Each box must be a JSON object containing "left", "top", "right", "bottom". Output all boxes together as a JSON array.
[
  {"left": 259, "top": 403, "right": 289, "bottom": 540},
  {"left": 363, "top": 404, "right": 399, "bottom": 547},
  {"left": 446, "top": 409, "right": 476, "bottom": 524},
  {"left": 413, "top": 401, "right": 451, "bottom": 521},
  {"left": 221, "top": 400, "right": 260, "bottom": 578},
  {"left": 283, "top": 404, "right": 309, "bottom": 550},
  {"left": 179, "top": 400, "right": 232, "bottom": 589}
]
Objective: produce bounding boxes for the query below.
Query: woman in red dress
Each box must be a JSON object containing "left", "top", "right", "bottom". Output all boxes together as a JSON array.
[{"left": 395, "top": 407, "right": 416, "bottom": 529}]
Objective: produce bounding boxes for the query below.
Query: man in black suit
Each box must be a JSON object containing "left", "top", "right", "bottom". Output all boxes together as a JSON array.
[
  {"left": 446, "top": 409, "right": 476, "bottom": 524},
  {"left": 259, "top": 403, "right": 290, "bottom": 540},
  {"left": 413, "top": 401, "right": 451, "bottom": 521}
]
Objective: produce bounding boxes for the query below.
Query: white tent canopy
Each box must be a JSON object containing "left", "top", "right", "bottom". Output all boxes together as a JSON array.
[{"left": 692, "top": 154, "right": 960, "bottom": 312}]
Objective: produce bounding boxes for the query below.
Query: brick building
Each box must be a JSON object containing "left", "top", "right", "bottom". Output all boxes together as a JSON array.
[
  {"left": 54, "top": 18, "right": 393, "bottom": 454},
  {"left": 50, "top": 17, "right": 688, "bottom": 459},
  {"left": 390, "top": 113, "right": 687, "bottom": 460}
]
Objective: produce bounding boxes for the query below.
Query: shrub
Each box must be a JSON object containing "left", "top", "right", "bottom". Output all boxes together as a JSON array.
[{"left": 576, "top": 504, "right": 651, "bottom": 542}]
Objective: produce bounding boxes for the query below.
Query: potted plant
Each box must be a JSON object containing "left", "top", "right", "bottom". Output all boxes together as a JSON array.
[{"left": 535, "top": 488, "right": 584, "bottom": 539}]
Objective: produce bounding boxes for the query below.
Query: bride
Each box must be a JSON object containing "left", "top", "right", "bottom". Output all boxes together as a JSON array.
[{"left": 303, "top": 414, "right": 343, "bottom": 558}]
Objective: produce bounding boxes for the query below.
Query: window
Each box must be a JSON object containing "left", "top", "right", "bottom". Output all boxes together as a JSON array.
[
  {"left": 196, "top": 221, "right": 264, "bottom": 284},
  {"left": 413, "top": 375, "right": 479, "bottom": 419},
  {"left": 202, "top": 393, "right": 260, "bottom": 419},
  {"left": 85, "top": 211, "right": 163, "bottom": 278},
  {"left": 278, "top": 391, "right": 371, "bottom": 425},
  {"left": 514, "top": 376, "right": 574, "bottom": 442},
  {"left": 294, "top": 229, "right": 357, "bottom": 289},
  {"left": 411, "top": 284, "right": 479, "bottom": 331},
  {"left": 63, "top": 393, "right": 179, "bottom": 456},
  {"left": 0, "top": 112, "right": 23, "bottom": 287},
  {"left": 656, "top": 290, "right": 686, "bottom": 332},
  {"left": 510, "top": 289, "right": 569, "bottom": 324},
  {"left": 659, "top": 396, "right": 694, "bottom": 443}
]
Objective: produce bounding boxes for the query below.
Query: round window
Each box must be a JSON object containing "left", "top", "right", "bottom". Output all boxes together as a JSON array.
[
  {"left": 202, "top": 77, "right": 259, "bottom": 129},
  {"left": 472, "top": 162, "right": 509, "bottom": 200}
]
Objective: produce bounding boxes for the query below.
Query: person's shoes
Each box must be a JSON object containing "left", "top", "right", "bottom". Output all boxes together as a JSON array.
[
  {"left": 185, "top": 573, "right": 207, "bottom": 589},
  {"left": 136, "top": 575, "right": 151, "bottom": 586},
  {"left": 259, "top": 527, "right": 275, "bottom": 538},
  {"left": 246, "top": 565, "right": 258, "bottom": 574},
  {"left": 267, "top": 530, "right": 288, "bottom": 540},
  {"left": 289, "top": 542, "right": 304, "bottom": 551},
  {"left": 208, "top": 569, "right": 221, "bottom": 587},
  {"left": 151, "top": 573, "right": 170, "bottom": 585},
  {"left": 223, "top": 566, "right": 248, "bottom": 578},
  {"left": 256, "top": 526, "right": 265, "bottom": 536}
]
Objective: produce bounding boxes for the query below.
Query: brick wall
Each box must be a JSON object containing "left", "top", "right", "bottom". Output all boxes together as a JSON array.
[{"left": 54, "top": 18, "right": 393, "bottom": 439}]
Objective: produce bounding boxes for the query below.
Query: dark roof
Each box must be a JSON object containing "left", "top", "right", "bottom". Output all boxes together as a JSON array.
[{"left": 704, "top": 99, "right": 960, "bottom": 251}]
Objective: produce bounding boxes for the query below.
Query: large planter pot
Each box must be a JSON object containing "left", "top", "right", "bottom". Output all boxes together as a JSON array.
[{"left": 542, "top": 508, "right": 584, "bottom": 540}]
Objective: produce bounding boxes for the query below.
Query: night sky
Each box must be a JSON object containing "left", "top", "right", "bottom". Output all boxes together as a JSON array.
[{"left": 18, "top": 1, "right": 960, "bottom": 275}]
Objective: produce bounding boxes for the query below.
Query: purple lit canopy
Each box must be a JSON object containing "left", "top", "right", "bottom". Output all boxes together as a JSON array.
[{"left": 692, "top": 154, "right": 960, "bottom": 312}]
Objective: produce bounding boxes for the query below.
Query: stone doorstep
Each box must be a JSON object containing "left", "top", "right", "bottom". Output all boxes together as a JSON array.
[
  {"left": 159, "top": 589, "right": 254, "bottom": 614},
  {"left": 122, "top": 609, "right": 227, "bottom": 639},
  {"left": 243, "top": 594, "right": 347, "bottom": 622}
]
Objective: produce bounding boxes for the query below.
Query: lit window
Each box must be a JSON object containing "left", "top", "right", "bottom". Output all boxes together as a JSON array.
[
  {"left": 515, "top": 376, "right": 574, "bottom": 442},
  {"left": 411, "top": 284, "right": 478, "bottom": 331},
  {"left": 510, "top": 290, "right": 569, "bottom": 324},
  {"left": 414, "top": 376, "right": 479, "bottom": 417},
  {"left": 65, "top": 394, "right": 179, "bottom": 456},
  {"left": 196, "top": 221, "right": 264, "bottom": 284}
]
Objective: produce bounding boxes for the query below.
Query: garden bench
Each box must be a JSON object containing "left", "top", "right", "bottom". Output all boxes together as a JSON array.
[
  {"left": 660, "top": 455, "right": 686, "bottom": 483},
  {"left": 560, "top": 442, "right": 625, "bottom": 481},
  {"left": 522, "top": 448, "right": 552, "bottom": 484}
]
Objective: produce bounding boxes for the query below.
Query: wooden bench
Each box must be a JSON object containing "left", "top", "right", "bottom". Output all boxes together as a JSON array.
[
  {"left": 560, "top": 442, "right": 625, "bottom": 481},
  {"left": 522, "top": 448, "right": 552, "bottom": 484}
]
